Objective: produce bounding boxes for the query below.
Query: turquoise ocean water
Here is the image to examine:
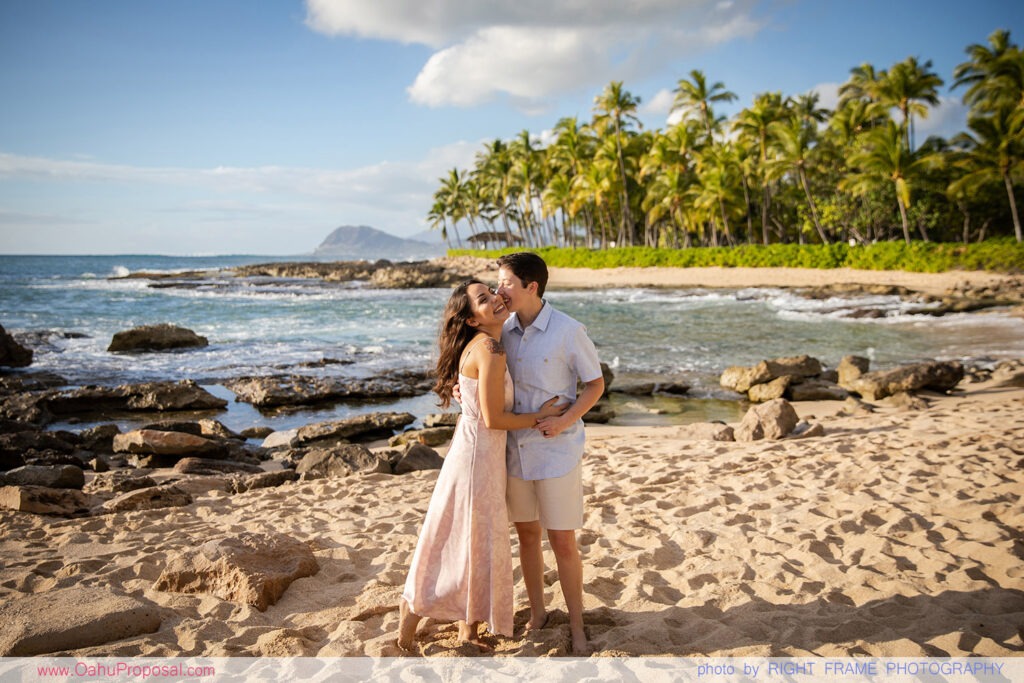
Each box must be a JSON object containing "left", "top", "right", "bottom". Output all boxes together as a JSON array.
[{"left": 3, "top": 254, "right": 1023, "bottom": 433}]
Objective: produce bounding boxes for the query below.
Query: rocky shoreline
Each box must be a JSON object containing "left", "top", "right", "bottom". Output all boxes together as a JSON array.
[
  {"left": 2, "top": 260, "right": 1023, "bottom": 531},
  {"left": 2, "top": 263, "right": 1024, "bottom": 656},
  {"left": 117, "top": 257, "right": 1024, "bottom": 320}
]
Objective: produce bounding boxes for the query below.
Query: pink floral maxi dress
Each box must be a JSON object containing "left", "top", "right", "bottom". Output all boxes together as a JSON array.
[{"left": 401, "top": 371, "right": 514, "bottom": 636}]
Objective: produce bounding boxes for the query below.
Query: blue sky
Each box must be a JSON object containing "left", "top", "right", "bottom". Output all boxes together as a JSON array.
[{"left": 1, "top": 0, "right": 1021, "bottom": 255}]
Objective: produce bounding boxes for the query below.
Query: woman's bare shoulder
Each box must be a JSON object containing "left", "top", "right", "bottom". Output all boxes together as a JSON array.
[{"left": 482, "top": 337, "right": 505, "bottom": 355}]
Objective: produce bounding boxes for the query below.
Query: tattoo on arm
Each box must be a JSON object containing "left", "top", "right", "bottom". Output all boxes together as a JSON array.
[{"left": 483, "top": 337, "right": 504, "bottom": 355}]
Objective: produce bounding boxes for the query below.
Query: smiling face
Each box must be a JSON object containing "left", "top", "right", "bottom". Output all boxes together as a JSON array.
[
  {"left": 496, "top": 266, "right": 535, "bottom": 313},
  {"left": 466, "top": 282, "right": 509, "bottom": 330}
]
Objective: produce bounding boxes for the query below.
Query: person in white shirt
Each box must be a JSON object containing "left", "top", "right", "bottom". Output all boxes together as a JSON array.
[{"left": 495, "top": 252, "right": 604, "bottom": 655}]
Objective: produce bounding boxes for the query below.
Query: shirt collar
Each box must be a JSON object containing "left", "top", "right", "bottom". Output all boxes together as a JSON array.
[{"left": 511, "top": 299, "right": 551, "bottom": 333}]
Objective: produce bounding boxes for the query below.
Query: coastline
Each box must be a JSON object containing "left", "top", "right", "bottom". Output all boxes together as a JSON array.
[
  {"left": 1, "top": 255, "right": 1023, "bottom": 659},
  {"left": 1, "top": 379, "right": 1021, "bottom": 657},
  {"left": 544, "top": 265, "right": 1018, "bottom": 298}
]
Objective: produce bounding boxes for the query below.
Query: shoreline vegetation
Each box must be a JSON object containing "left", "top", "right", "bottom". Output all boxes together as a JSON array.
[
  {"left": 450, "top": 240, "right": 1024, "bottom": 273},
  {"left": 426, "top": 30, "right": 1024, "bottom": 253}
]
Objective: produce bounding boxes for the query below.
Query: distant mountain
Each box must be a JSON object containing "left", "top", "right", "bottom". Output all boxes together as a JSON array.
[{"left": 312, "top": 225, "right": 445, "bottom": 261}]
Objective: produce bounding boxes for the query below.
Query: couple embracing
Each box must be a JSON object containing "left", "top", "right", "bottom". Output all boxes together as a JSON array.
[{"left": 397, "top": 252, "right": 604, "bottom": 655}]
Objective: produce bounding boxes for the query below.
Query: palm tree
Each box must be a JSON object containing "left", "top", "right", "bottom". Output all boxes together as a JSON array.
[
  {"left": 829, "top": 98, "right": 888, "bottom": 146},
  {"left": 767, "top": 117, "right": 831, "bottom": 244},
  {"left": 843, "top": 120, "right": 934, "bottom": 244},
  {"left": 507, "top": 130, "right": 545, "bottom": 246},
  {"left": 692, "top": 142, "right": 743, "bottom": 246},
  {"left": 838, "top": 62, "right": 884, "bottom": 108},
  {"left": 472, "top": 139, "right": 515, "bottom": 245},
  {"left": 592, "top": 81, "right": 642, "bottom": 246},
  {"left": 953, "top": 29, "right": 1024, "bottom": 113},
  {"left": 733, "top": 92, "right": 786, "bottom": 243},
  {"left": 949, "top": 109, "right": 1024, "bottom": 242},
  {"left": 877, "top": 56, "right": 943, "bottom": 151},
  {"left": 672, "top": 70, "right": 737, "bottom": 139},
  {"left": 790, "top": 92, "right": 830, "bottom": 127}
]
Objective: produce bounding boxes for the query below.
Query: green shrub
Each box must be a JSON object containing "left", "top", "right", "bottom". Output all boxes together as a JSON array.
[{"left": 449, "top": 240, "right": 1024, "bottom": 273}]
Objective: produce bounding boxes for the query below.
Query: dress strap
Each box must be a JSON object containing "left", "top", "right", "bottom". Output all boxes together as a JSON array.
[{"left": 459, "top": 335, "right": 491, "bottom": 374}]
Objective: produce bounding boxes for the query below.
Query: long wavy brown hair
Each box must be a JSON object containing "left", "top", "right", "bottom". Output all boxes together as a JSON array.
[{"left": 434, "top": 279, "right": 487, "bottom": 408}]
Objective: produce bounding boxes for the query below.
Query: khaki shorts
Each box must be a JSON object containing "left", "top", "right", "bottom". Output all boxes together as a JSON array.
[{"left": 506, "top": 460, "right": 583, "bottom": 530}]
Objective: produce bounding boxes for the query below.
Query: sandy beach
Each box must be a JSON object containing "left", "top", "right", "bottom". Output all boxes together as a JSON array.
[
  {"left": 1, "top": 375, "right": 1021, "bottom": 659},
  {"left": 546, "top": 265, "right": 1018, "bottom": 298}
]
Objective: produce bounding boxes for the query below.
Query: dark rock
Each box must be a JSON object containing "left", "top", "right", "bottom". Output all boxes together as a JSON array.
[
  {"left": 113, "top": 429, "right": 229, "bottom": 459},
  {"left": 393, "top": 443, "right": 444, "bottom": 475},
  {"left": 78, "top": 424, "right": 121, "bottom": 453},
  {"left": 0, "top": 324, "right": 33, "bottom": 367},
  {"left": 84, "top": 472, "right": 158, "bottom": 497},
  {"left": 609, "top": 381, "right": 657, "bottom": 396},
  {"left": 0, "top": 464, "right": 85, "bottom": 489},
  {"left": 883, "top": 392, "right": 931, "bottom": 411},
  {"left": 228, "top": 469, "right": 298, "bottom": 494},
  {"left": 294, "top": 445, "right": 391, "bottom": 479},
  {"left": 786, "top": 379, "right": 850, "bottom": 402},
  {"left": 423, "top": 413, "right": 460, "bottom": 428},
  {"left": 583, "top": 401, "right": 615, "bottom": 424},
  {"left": 173, "top": 457, "right": 263, "bottom": 476},
  {"left": 656, "top": 381, "right": 690, "bottom": 395},
  {"left": 845, "top": 360, "right": 964, "bottom": 401},
  {"left": 224, "top": 372, "right": 432, "bottom": 409},
  {"left": 107, "top": 323, "right": 208, "bottom": 352},
  {"left": 88, "top": 456, "right": 110, "bottom": 473},
  {"left": 292, "top": 412, "right": 416, "bottom": 447},
  {"left": 34, "top": 380, "right": 227, "bottom": 423},
  {"left": 140, "top": 418, "right": 245, "bottom": 441},
  {"left": 0, "top": 430, "right": 77, "bottom": 471},
  {"left": 765, "top": 355, "right": 822, "bottom": 378},
  {"left": 388, "top": 426, "right": 454, "bottom": 447},
  {"left": 0, "top": 485, "right": 93, "bottom": 516},
  {"left": 101, "top": 484, "right": 193, "bottom": 513},
  {"left": 241, "top": 426, "right": 275, "bottom": 439}
]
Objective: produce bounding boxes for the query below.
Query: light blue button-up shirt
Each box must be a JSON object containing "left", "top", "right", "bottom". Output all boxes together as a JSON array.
[{"left": 503, "top": 301, "right": 602, "bottom": 481}]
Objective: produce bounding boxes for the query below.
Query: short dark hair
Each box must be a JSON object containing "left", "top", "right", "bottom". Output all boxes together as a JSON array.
[{"left": 496, "top": 252, "right": 548, "bottom": 297}]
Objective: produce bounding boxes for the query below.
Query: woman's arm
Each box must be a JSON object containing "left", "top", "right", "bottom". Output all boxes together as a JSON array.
[{"left": 477, "top": 338, "right": 562, "bottom": 430}]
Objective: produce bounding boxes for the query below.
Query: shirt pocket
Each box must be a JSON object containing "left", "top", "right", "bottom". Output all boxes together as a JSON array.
[{"left": 519, "top": 347, "right": 572, "bottom": 398}]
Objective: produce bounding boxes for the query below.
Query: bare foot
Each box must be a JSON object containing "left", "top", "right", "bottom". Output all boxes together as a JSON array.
[
  {"left": 458, "top": 621, "right": 494, "bottom": 652},
  {"left": 397, "top": 599, "right": 422, "bottom": 652},
  {"left": 525, "top": 611, "right": 549, "bottom": 632},
  {"left": 570, "top": 627, "right": 590, "bottom": 656}
]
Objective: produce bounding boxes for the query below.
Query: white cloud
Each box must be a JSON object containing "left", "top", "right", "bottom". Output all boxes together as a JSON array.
[
  {"left": 809, "top": 82, "right": 841, "bottom": 112},
  {"left": 306, "top": 0, "right": 766, "bottom": 110},
  {"left": 643, "top": 88, "right": 676, "bottom": 116},
  {"left": 408, "top": 26, "right": 611, "bottom": 107},
  {"left": 915, "top": 96, "right": 968, "bottom": 142},
  {"left": 0, "top": 140, "right": 485, "bottom": 253}
]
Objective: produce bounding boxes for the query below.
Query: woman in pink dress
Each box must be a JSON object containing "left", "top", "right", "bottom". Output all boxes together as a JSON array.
[{"left": 397, "top": 280, "right": 563, "bottom": 651}]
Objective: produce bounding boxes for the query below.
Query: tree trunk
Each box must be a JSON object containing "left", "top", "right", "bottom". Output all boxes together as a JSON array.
[
  {"left": 798, "top": 168, "right": 830, "bottom": 244},
  {"left": 1004, "top": 172, "right": 1023, "bottom": 242},
  {"left": 741, "top": 175, "right": 753, "bottom": 243},
  {"left": 896, "top": 196, "right": 912, "bottom": 244}
]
